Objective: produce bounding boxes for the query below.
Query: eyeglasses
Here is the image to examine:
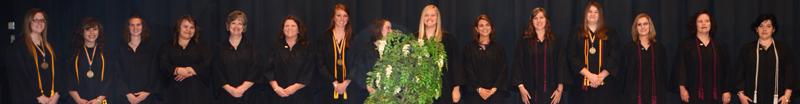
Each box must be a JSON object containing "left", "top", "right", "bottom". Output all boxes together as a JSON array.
[{"left": 32, "top": 19, "right": 47, "bottom": 24}]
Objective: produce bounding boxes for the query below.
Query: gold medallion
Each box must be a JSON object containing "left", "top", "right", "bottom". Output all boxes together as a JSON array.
[
  {"left": 86, "top": 69, "right": 95, "bottom": 78},
  {"left": 589, "top": 47, "right": 597, "bottom": 54},
  {"left": 40, "top": 62, "right": 50, "bottom": 70},
  {"left": 337, "top": 59, "right": 345, "bottom": 65}
]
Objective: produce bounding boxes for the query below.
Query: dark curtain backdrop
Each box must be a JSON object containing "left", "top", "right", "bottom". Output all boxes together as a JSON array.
[{"left": 3, "top": 0, "right": 799, "bottom": 103}]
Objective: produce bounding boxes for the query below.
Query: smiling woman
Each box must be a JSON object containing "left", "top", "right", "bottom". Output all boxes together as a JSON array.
[{"left": 67, "top": 17, "right": 115, "bottom": 104}]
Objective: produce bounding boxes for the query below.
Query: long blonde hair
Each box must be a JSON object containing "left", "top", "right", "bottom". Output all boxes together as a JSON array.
[
  {"left": 418, "top": 4, "right": 443, "bottom": 42},
  {"left": 631, "top": 13, "right": 657, "bottom": 43}
]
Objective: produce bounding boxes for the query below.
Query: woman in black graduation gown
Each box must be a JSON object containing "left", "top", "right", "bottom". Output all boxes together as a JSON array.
[
  {"left": 214, "top": 10, "right": 263, "bottom": 104},
  {"left": 314, "top": 3, "right": 363, "bottom": 104},
  {"left": 461, "top": 14, "right": 508, "bottom": 104},
  {"left": 567, "top": 1, "right": 619, "bottom": 104},
  {"left": 355, "top": 19, "right": 392, "bottom": 95},
  {"left": 411, "top": 4, "right": 464, "bottom": 104},
  {"left": 5, "top": 8, "right": 64, "bottom": 104},
  {"left": 734, "top": 14, "right": 795, "bottom": 104},
  {"left": 674, "top": 10, "right": 733, "bottom": 104},
  {"left": 67, "top": 17, "right": 115, "bottom": 104},
  {"left": 514, "top": 7, "right": 565, "bottom": 104},
  {"left": 621, "top": 13, "right": 669, "bottom": 104},
  {"left": 117, "top": 15, "right": 159, "bottom": 104},
  {"left": 266, "top": 15, "right": 313, "bottom": 104},
  {"left": 159, "top": 15, "right": 214, "bottom": 104}
]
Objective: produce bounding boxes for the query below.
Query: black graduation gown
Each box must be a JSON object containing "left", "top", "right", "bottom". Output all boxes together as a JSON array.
[
  {"left": 313, "top": 31, "right": 362, "bottom": 103},
  {"left": 67, "top": 46, "right": 116, "bottom": 104},
  {"left": 461, "top": 41, "right": 508, "bottom": 104},
  {"left": 675, "top": 38, "right": 732, "bottom": 103},
  {"left": 735, "top": 41, "right": 795, "bottom": 104},
  {"left": 513, "top": 37, "right": 565, "bottom": 104},
  {"left": 116, "top": 39, "right": 159, "bottom": 104},
  {"left": 159, "top": 40, "right": 214, "bottom": 104},
  {"left": 5, "top": 42, "right": 65, "bottom": 104},
  {"left": 214, "top": 38, "right": 264, "bottom": 103},
  {"left": 266, "top": 40, "right": 314, "bottom": 104},
  {"left": 622, "top": 42, "right": 668, "bottom": 104},
  {"left": 567, "top": 30, "right": 619, "bottom": 104}
]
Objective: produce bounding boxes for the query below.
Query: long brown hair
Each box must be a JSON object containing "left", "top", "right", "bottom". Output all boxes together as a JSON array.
[
  {"left": 579, "top": 1, "right": 608, "bottom": 40},
  {"left": 123, "top": 15, "right": 149, "bottom": 43},
  {"left": 23, "top": 8, "right": 51, "bottom": 56},
  {"left": 279, "top": 15, "right": 308, "bottom": 46},
  {"left": 326, "top": 3, "right": 352, "bottom": 48},
  {"left": 524, "top": 7, "right": 553, "bottom": 41}
]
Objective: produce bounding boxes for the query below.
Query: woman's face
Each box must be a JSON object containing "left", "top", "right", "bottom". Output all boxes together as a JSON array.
[
  {"left": 533, "top": 12, "right": 547, "bottom": 30},
  {"left": 476, "top": 19, "right": 492, "bottom": 38},
  {"left": 696, "top": 14, "right": 711, "bottom": 34},
  {"left": 283, "top": 19, "right": 299, "bottom": 40},
  {"left": 179, "top": 20, "right": 195, "bottom": 40},
  {"left": 636, "top": 17, "right": 651, "bottom": 38},
  {"left": 381, "top": 21, "right": 393, "bottom": 37},
  {"left": 586, "top": 6, "right": 600, "bottom": 24},
  {"left": 334, "top": 9, "right": 349, "bottom": 28},
  {"left": 423, "top": 7, "right": 439, "bottom": 28},
  {"left": 228, "top": 18, "right": 244, "bottom": 36},
  {"left": 756, "top": 20, "right": 774, "bottom": 39},
  {"left": 128, "top": 18, "right": 143, "bottom": 36},
  {"left": 83, "top": 27, "right": 99, "bottom": 44},
  {"left": 31, "top": 12, "right": 46, "bottom": 34}
]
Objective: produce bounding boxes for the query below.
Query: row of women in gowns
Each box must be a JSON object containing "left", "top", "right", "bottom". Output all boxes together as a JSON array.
[{"left": 6, "top": 2, "right": 798, "bottom": 104}]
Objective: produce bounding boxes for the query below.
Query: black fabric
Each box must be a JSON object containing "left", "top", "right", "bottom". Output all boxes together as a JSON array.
[
  {"left": 621, "top": 42, "right": 669, "bottom": 104},
  {"left": 674, "top": 37, "right": 733, "bottom": 103},
  {"left": 115, "top": 39, "right": 160, "bottom": 104},
  {"left": 158, "top": 40, "right": 214, "bottom": 104},
  {"left": 734, "top": 41, "right": 795, "bottom": 104}
]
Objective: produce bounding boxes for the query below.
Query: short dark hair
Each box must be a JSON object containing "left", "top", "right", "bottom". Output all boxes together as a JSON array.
[
  {"left": 688, "top": 10, "right": 714, "bottom": 37},
  {"left": 751, "top": 14, "right": 778, "bottom": 34}
]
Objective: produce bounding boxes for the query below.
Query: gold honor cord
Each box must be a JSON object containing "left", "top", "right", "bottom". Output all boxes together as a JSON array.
[
  {"left": 332, "top": 35, "right": 348, "bottom": 100},
  {"left": 582, "top": 38, "right": 604, "bottom": 87},
  {"left": 74, "top": 52, "right": 106, "bottom": 84},
  {"left": 33, "top": 44, "right": 56, "bottom": 96}
]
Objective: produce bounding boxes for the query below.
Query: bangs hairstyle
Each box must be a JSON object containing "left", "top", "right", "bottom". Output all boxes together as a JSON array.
[
  {"left": 751, "top": 14, "right": 778, "bottom": 35},
  {"left": 173, "top": 15, "right": 199, "bottom": 43},
  {"left": 123, "top": 15, "right": 150, "bottom": 42},
  {"left": 472, "top": 14, "right": 494, "bottom": 42},
  {"left": 226, "top": 9, "right": 247, "bottom": 33},
  {"left": 631, "top": 12, "right": 657, "bottom": 42},
  {"left": 74, "top": 17, "right": 105, "bottom": 49},
  {"left": 279, "top": 15, "right": 308, "bottom": 46}
]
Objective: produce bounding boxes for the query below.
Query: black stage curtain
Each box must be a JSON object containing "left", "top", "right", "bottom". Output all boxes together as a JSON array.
[{"left": 4, "top": 0, "right": 799, "bottom": 103}]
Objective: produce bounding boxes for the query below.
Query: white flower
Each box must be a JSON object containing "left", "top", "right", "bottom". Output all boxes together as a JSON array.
[
  {"left": 393, "top": 87, "right": 401, "bottom": 94},
  {"left": 375, "top": 40, "right": 386, "bottom": 57},
  {"left": 385, "top": 65, "right": 393, "bottom": 78},
  {"left": 402, "top": 44, "right": 411, "bottom": 56}
]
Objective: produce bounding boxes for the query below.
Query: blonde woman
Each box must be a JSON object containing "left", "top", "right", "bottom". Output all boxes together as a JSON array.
[{"left": 621, "top": 12, "right": 668, "bottom": 104}]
